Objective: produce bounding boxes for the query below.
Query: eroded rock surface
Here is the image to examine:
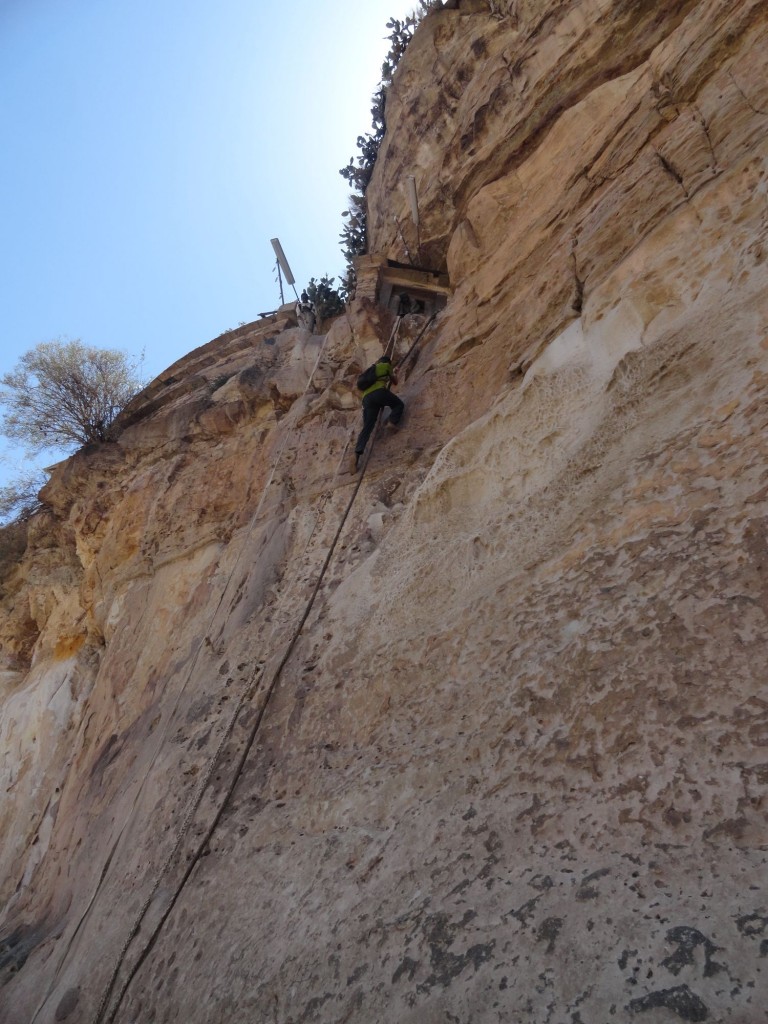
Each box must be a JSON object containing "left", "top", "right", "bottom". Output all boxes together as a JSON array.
[{"left": 1, "top": 2, "right": 767, "bottom": 1021}]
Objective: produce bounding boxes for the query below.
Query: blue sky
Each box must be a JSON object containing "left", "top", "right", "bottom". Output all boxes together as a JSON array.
[{"left": 0, "top": 0, "right": 417, "bottom": 486}]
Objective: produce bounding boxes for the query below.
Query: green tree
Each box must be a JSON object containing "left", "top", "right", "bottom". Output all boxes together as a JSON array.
[{"left": 0, "top": 339, "right": 144, "bottom": 456}]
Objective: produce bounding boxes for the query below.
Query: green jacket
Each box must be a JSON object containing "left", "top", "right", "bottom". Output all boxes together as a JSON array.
[{"left": 362, "top": 358, "right": 394, "bottom": 398}]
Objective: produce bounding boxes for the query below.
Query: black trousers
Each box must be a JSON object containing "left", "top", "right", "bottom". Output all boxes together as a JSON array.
[{"left": 354, "top": 389, "right": 405, "bottom": 455}]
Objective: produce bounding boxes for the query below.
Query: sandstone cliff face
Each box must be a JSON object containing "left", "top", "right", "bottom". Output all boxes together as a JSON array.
[{"left": 2, "top": 2, "right": 767, "bottom": 1022}]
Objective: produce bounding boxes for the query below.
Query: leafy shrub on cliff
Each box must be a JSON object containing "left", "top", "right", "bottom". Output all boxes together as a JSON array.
[
  {"left": 0, "top": 339, "right": 145, "bottom": 455},
  {"left": 0, "top": 517, "right": 28, "bottom": 578},
  {"left": 0, "top": 469, "right": 46, "bottom": 524},
  {"left": 0, "top": 466, "right": 39, "bottom": 567},
  {"left": 304, "top": 276, "right": 345, "bottom": 324},
  {"left": 339, "top": 2, "right": 442, "bottom": 296}
]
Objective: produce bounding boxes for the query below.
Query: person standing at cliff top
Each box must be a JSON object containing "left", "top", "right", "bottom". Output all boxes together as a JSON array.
[
  {"left": 296, "top": 290, "right": 315, "bottom": 333},
  {"left": 353, "top": 355, "right": 404, "bottom": 471}
]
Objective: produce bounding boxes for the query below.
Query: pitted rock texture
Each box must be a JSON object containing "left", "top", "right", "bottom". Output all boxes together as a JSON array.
[{"left": 1, "top": 1, "right": 768, "bottom": 1022}]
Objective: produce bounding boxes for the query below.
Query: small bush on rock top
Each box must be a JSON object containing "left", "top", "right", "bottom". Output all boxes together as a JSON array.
[{"left": 304, "top": 276, "right": 345, "bottom": 323}]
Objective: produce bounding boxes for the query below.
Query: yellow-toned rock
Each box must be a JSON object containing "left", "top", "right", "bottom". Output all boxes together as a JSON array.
[{"left": 2, "top": 2, "right": 768, "bottom": 1022}]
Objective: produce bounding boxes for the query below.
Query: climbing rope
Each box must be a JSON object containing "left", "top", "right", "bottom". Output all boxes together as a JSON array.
[
  {"left": 91, "top": 316, "right": 408, "bottom": 1022},
  {"left": 56, "top": 308, "right": 436, "bottom": 1024},
  {"left": 395, "top": 312, "right": 436, "bottom": 375},
  {"left": 384, "top": 312, "right": 402, "bottom": 360},
  {"left": 99, "top": 395, "right": 385, "bottom": 1024},
  {"left": 61, "top": 330, "right": 334, "bottom": 1024}
]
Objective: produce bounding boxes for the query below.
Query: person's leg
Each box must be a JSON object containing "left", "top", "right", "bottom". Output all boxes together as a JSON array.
[
  {"left": 383, "top": 390, "right": 405, "bottom": 425},
  {"left": 354, "top": 395, "right": 381, "bottom": 455}
]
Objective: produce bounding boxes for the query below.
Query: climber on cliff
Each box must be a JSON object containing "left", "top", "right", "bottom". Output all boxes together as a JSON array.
[{"left": 353, "top": 354, "right": 404, "bottom": 471}]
